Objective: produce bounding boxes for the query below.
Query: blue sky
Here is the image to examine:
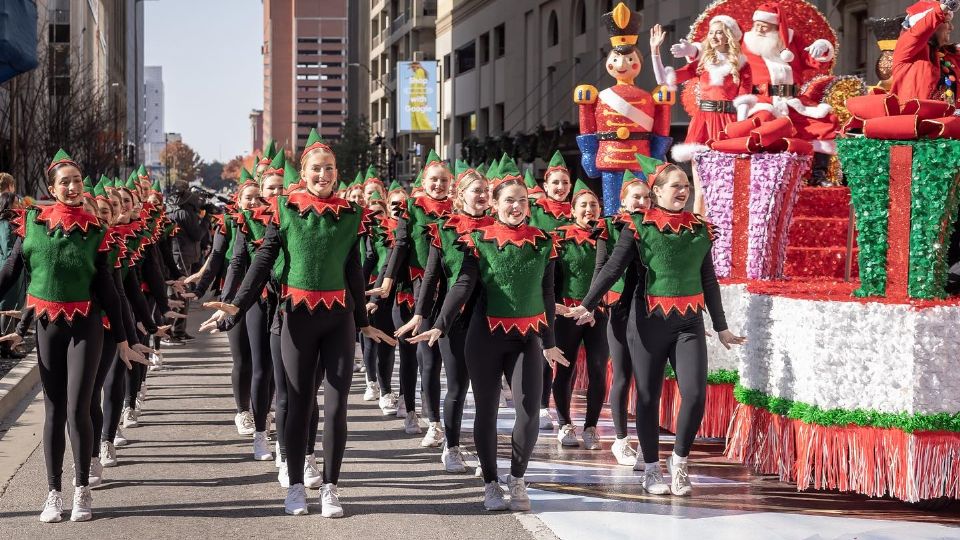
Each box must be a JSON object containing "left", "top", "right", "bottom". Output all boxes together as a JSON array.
[{"left": 144, "top": 0, "right": 263, "bottom": 163}]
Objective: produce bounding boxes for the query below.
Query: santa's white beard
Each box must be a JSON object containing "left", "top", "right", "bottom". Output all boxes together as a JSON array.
[{"left": 743, "top": 30, "right": 784, "bottom": 60}]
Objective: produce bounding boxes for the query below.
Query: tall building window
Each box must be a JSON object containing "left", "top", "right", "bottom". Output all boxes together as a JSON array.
[
  {"left": 479, "top": 32, "right": 490, "bottom": 65},
  {"left": 853, "top": 9, "right": 868, "bottom": 75},
  {"left": 455, "top": 41, "right": 476, "bottom": 75},
  {"left": 575, "top": 1, "right": 586, "bottom": 35},
  {"left": 494, "top": 103, "right": 505, "bottom": 133},
  {"left": 443, "top": 53, "right": 451, "bottom": 80},
  {"left": 494, "top": 24, "right": 505, "bottom": 58},
  {"left": 547, "top": 11, "right": 559, "bottom": 47}
]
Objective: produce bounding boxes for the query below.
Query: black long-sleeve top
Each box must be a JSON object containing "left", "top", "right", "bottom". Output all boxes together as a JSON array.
[
  {"left": 415, "top": 244, "right": 444, "bottom": 318},
  {"left": 122, "top": 268, "right": 158, "bottom": 335},
  {"left": 581, "top": 228, "right": 728, "bottom": 332},
  {"left": 222, "top": 228, "right": 253, "bottom": 305},
  {"left": 140, "top": 245, "right": 171, "bottom": 314},
  {"left": 228, "top": 221, "right": 370, "bottom": 329},
  {"left": 192, "top": 229, "right": 230, "bottom": 298},
  {"left": 432, "top": 253, "right": 558, "bottom": 349},
  {"left": 381, "top": 213, "right": 412, "bottom": 283}
]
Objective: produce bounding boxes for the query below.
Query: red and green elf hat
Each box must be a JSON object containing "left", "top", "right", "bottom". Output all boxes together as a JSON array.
[
  {"left": 476, "top": 162, "right": 487, "bottom": 176},
  {"left": 363, "top": 164, "right": 383, "bottom": 187},
  {"left": 258, "top": 139, "right": 277, "bottom": 168},
  {"left": 47, "top": 148, "right": 79, "bottom": 174},
  {"left": 543, "top": 150, "right": 569, "bottom": 179},
  {"left": 388, "top": 179, "right": 405, "bottom": 195},
  {"left": 454, "top": 159, "right": 479, "bottom": 190},
  {"left": 238, "top": 167, "right": 254, "bottom": 186},
  {"left": 492, "top": 153, "right": 522, "bottom": 190},
  {"left": 82, "top": 176, "right": 95, "bottom": 199},
  {"left": 94, "top": 176, "right": 109, "bottom": 200},
  {"left": 283, "top": 159, "right": 300, "bottom": 190},
  {"left": 124, "top": 172, "right": 138, "bottom": 192},
  {"left": 137, "top": 164, "right": 150, "bottom": 183},
  {"left": 301, "top": 128, "right": 332, "bottom": 163},
  {"left": 485, "top": 158, "right": 500, "bottom": 183},
  {"left": 412, "top": 170, "right": 423, "bottom": 190},
  {"left": 635, "top": 153, "right": 671, "bottom": 187},
  {"left": 523, "top": 168, "right": 544, "bottom": 195},
  {"left": 423, "top": 148, "right": 445, "bottom": 170},
  {"left": 350, "top": 171, "right": 363, "bottom": 190},
  {"left": 570, "top": 178, "right": 597, "bottom": 204},
  {"left": 151, "top": 178, "right": 162, "bottom": 194},
  {"left": 262, "top": 151, "right": 285, "bottom": 180},
  {"left": 620, "top": 168, "right": 642, "bottom": 198}
]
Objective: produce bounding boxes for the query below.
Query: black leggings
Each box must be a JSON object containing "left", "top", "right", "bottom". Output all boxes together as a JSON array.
[
  {"left": 629, "top": 308, "right": 708, "bottom": 462},
  {"left": 465, "top": 317, "right": 542, "bottom": 483},
  {"left": 439, "top": 314, "right": 470, "bottom": 447},
  {"left": 37, "top": 313, "right": 104, "bottom": 491},
  {"left": 227, "top": 317, "right": 253, "bottom": 413},
  {"left": 552, "top": 314, "right": 610, "bottom": 428},
  {"left": 416, "top": 316, "right": 443, "bottom": 423},
  {"left": 101, "top": 352, "right": 126, "bottom": 443},
  {"left": 246, "top": 300, "right": 274, "bottom": 432},
  {"left": 607, "top": 303, "right": 633, "bottom": 439},
  {"left": 273, "top": 330, "right": 320, "bottom": 461},
  {"left": 280, "top": 305, "right": 354, "bottom": 484},
  {"left": 90, "top": 333, "right": 117, "bottom": 458},
  {"left": 363, "top": 292, "right": 396, "bottom": 394},
  {"left": 392, "top": 302, "right": 418, "bottom": 411},
  {"left": 124, "top": 357, "right": 146, "bottom": 409}
]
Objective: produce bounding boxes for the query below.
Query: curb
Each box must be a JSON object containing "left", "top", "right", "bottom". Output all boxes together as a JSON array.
[{"left": 0, "top": 357, "right": 39, "bottom": 422}]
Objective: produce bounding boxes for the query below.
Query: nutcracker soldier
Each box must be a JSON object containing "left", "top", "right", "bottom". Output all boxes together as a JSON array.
[{"left": 574, "top": 2, "right": 673, "bottom": 215}]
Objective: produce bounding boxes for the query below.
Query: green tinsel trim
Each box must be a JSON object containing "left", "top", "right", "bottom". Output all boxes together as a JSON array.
[
  {"left": 734, "top": 383, "right": 960, "bottom": 433},
  {"left": 837, "top": 138, "right": 960, "bottom": 299},
  {"left": 663, "top": 365, "right": 739, "bottom": 385}
]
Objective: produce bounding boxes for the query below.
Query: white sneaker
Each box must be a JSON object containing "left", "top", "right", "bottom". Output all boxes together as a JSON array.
[
  {"left": 121, "top": 407, "right": 138, "bottom": 428},
  {"left": 353, "top": 361, "right": 361, "bottom": 373},
  {"left": 475, "top": 465, "right": 483, "bottom": 478},
  {"left": 303, "top": 455, "right": 323, "bottom": 489},
  {"left": 483, "top": 481, "right": 508, "bottom": 511},
  {"left": 278, "top": 461, "right": 290, "bottom": 488},
  {"left": 284, "top": 483, "right": 308, "bottom": 515},
  {"left": 396, "top": 395, "right": 407, "bottom": 418},
  {"left": 88, "top": 458, "right": 103, "bottom": 488},
  {"left": 538, "top": 408, "right": 555, "bottom": 430},
  {"left": 274, "top": 441, "right": 283, "bottom": 468},
  {"left": 100, "top": 441, "right": 117, "bottom": 467},
  {"left": 113, "top": 428, "right": 128, "bottom": 447},
  {"left": 507, "top": 475, "right": 531, "bottom": 511},
  {"left": 379, "top": 392, "right": 399, "bottom": 416},
  {"left": 363, "top": 381, "right": 380, "bottom": 401},
  {"left": 441, "top": 445, "right": 467, "bottom": 473},
  {"left": 235, "top": 411, "right": 255, "bottom": 436},
  {"left": 558, "top": 424, "right": 579, "bottom": 446},
  {"left": 642, "top": 462, "right": 670, "bottom": 495},
  {"left": 611, "top": 436, "right": 638, "bottom": 466},
  {"left": 668, "top": 456, "right": 693, "bottom": 497},
  {"left": 70, "top": 486, "right": 92, "bottom": 522},
  {"left": 500, "top": 384, "right": 513, "bottom": 407},
  {"left": 581, "top": 426, "right": 601, "bottom": 450},
  {"left": 253, "top": 431, "right": 273, "bottom": 461},
  {"left": 420, "top": 422, "right": 443, "bottom": 447},
  {"left": 39, "top": 490, "right": 63, "bottom": 523},
  {"left": 320, "top": 483, "right": 344, "bottom": 518},
  {"left": 404, "top": 411, "right": 422, "bottom": 434},
  {"left": 135, "top": 393, "right": 145, "bottom": 411}
]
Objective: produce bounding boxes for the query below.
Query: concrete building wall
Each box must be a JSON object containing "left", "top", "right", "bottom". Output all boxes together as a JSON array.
[{"left": 143, "top": 65, "right": 164, "bottom": 167}]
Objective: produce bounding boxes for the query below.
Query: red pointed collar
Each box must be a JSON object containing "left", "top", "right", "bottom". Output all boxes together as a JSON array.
[
  {"left": 442, "top": 213, "right": 494, "bottom": 235},
  {"left": 555, "top": 223, "right": 605, "bottom": 246},
  {"left": 251, "top": 204, "right": 274, "bottom": 225},
  {"left": 534, "top": 196, "right": 572, "bottom": 219},
  {"left": 640, "top": 206, "right": 702, "bottom": 234},
  {"left": 476, "top": 221, "right": 549, "bottom": 249},
  {"left": 35, "top": 202, "right": 102, "bottom": 234},
  {"left": 286, "top": 191, "right": 352, "bottom": 218},
  {"left": 413, "top": 195, "right": 452, "bottom": 218}
]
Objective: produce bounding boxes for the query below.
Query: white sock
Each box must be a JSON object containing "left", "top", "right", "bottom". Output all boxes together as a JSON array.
[
  {"left": 672, "top": 452, "right": 688, "bottom": 465},
  {"left": 645, "top": 461, "right": 660, "bottom": 471}
]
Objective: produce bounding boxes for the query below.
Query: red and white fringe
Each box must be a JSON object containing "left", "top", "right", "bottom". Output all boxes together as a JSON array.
[{"left": 725, "top": 403, "right": 960, "bottom": 502}]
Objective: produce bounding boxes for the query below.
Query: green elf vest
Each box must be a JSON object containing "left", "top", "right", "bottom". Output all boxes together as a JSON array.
[
  {"left": 626, "top": 207, "right": 715, "bottom": 316},
  {"left": 463, "top": 221, "right": 555, "bottom": 335},
  {"left": 527, "top": 196, "right": 572, "bottom": 232},
  {"left": 553, "top": 224, "right": 602, "bottom": 307},
  {"left": 403, "top": 195, "right": 452, "bottom": 280},
  {"left": 17, "top": 204, "right": 108, "bottom": 321},
  {"left": 427, "top": 213, "right": 495, "bottom": 291},
  {"left": 272, "top": 192, "right": 364, "bottom": 311}
]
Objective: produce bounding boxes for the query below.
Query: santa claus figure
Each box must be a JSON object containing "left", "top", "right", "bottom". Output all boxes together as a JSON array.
[
  {"left": 671, "top": 2, "right": 838, "bottom": 153},
  {"left": 890, "top": 0, "right": 960, "bottom": 103}
]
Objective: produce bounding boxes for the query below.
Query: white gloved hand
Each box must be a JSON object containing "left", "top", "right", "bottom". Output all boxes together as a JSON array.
[
  {"left": 805, "top": 40, "right": 833, "bottom": 61},
  {"left": 670, "top": 39, "right": 697, "bottom": 59},
  {"left": 736, "top": 103, "right": 751, "bottom": 122}
]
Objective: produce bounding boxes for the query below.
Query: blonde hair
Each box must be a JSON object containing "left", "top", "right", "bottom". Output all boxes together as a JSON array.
[
  {"left": 649, "top": 165, "right": 686, "bottom": 205},
  {"left": 453, "top": 170, "right": 486, "bottom": 211},
  {"left": 698, "top": 21, "right": 742, "bottom": 84}
]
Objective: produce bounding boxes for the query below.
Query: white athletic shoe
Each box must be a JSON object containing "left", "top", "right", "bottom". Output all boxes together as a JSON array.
[
  {"left": 303, "top": 455, "right": 323, "bottom": 489},
  {"left": 539, "top": 408, "right": 555, "bottom": 430},
  {"left": 404, "top": 411, "right": 422, "bottom": 434},
  {"left": 88, "top": 458, "right": 103, "bottom": 488},
  {"left": 274, "top": 441, "right": 283, "bottom": 468},
  {"left": 483, "top": 481, "right": 508, "bottom": 511},
  {"left": 70, "top": 486, "right": 93, "bottom": 522},
  {"left": 396, "top": 395, "right": 407, "bottom": 418},
  {"left": 278, "top": 461, "right": 290, "bottom": 488},
  {"left": 363, "top": 381, "right": 380, "bottom": 401},
  {"left": 39, "top": 490, "right": 63, "bottom": 523},
  {"left": 113, "top": 428, "right": 128, "bottom": 447},
  {"left": 558, "top": 424, "right": 579, "bottom": 447},
  {"left": 668, "top": 456, "right": 693, "bottom": 497},
  {"left": 235, "top": 411, "right": 255, "bottom": 436},
  {"left": 100, "top": 441, "right": 117, "bottom": 468},
  {"left": 320, "top": 483, "right": 344, "bottom": 518},
  {"left": 500, "top": 384, "right": 513, "bottom": 407},
  {"left": 379, "top": 392, "right": 399, "bottom": 416},
  {"left": 420, "top": 422, "right": 443, "bottom": 447},
  {"left": 611, "top": 436, "right": 638, "bottom": 466},
  {"left": 135, "top": 391, "right": 145, "bottom": 411},
  {"left": 352, "top": 361, "right": 361, "bottom": 373},
  {"left": 581, "top": 426, "right": 601, "bottom": 450},
  {"left": 284, "top": 483, "right": 308, "bottom": 515},
  {"left": 441, "top": 445, "right": 467, "bottom": 473},
  {"left": 253, "top": 431, "right": 273, "bottom": 461},
  {"left": 121, "top": 407, "right": 138, "bottom": 428},
  {"left": 642, "top": 462, "right": 670, "bottom": 495},
  {"left": 507, "top": 475, "right": 531, "bottom": 512}
]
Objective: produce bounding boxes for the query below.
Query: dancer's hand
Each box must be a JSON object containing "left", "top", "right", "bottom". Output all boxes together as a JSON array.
[
  {"left": 360, "top": 325, "right": 398, "bottom": 347},
  {"left": 366, "top": 278, "right": 393, "bottom": 300},
  {"left": 394, "top": 314, "right": 423, "bottom": 338},
  {"left": 0, "top": 332, "right": 23, "bottom": 349},
  {"left": 168, "top": 299, "right": 185, "bottom": 310},
  {"left": 169, "top": 279, "right": 187, "bottom": 294},
  {"left": 182, "top": 272, "right": 202, "bottom": 285},
  {"left": 717, "top": 329, "right": 747, "bottom": 350},
  {"left": 163, "top": 310, "right": 187, "bottom": 320},
  {"left": 650, "top": 24, "right": 666, "bottom": 51},
  {"left": 366, "top": 302, "right": 378, "bottom": 315},
  {"left": 0, "top": 310, "right": 21, "bottom": 319},
  {"left": 180, "top": 292, "right": 197, "bottom": 300},
  {"left": 132, "top": 343, "right": 156, "bottom": 356},
  {"left": 555, "top": 303, "right": 570, "bottom": 316},
  {"left": 155, "top": 324, "right": 172, "bottom": 338},
  {"left": 543, "top": 347, "right": 570, "bottom": 369},
  {"left": 563, "top": 304, "right": 595, "bottom": 326},
  {"left": 137, "top": 322, "right": 147, "bottom": 334},
  {"left": 199, "top": 311, "right": 226, "bottom": 333},
  {"left": 202, "top": 301, "right": 239, "bottom": 316},
  {"left": 407, "top": 328, "right": 441, "bottom": 347},
  {"left": 118, "top": 341, "right": 149, "bottom": 369}
]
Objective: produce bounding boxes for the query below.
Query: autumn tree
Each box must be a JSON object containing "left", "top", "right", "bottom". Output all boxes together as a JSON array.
[{"left": 160, "top": 140, "right": 202, "bottom": 187}]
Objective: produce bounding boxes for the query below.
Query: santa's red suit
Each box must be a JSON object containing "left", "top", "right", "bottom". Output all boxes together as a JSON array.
[{"left": 890, "top": 1, "right": 960, "bottom": 102}]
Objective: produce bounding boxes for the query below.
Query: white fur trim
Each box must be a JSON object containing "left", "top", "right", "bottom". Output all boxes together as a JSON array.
[
  {"left": 710, "top": 15, "right": 743, "bottom": 41},
  {"left": 753, "top": 10, "right": 779, "bottom": 25},
  {"left": 747, "top": 101, "right": 777, "bottom": 117},
  {"left": 664, "top": 66, "right": 677, "bottom": 90},
  {"left": 762, "top": 56, "right": 794, "bottom": 86},
  {"left": 785, "top": 98, "right": 832, "bottom": 119},
  {"left": 704, "top": 58, "right": 735, "bottom": 86},
  {"left": 906, "top": 8, "right": 934, "bottom": 28},
  {"left": 671, "top": 143, "right": 710, "bottom": 163},
  {"left": 811, "top": 139, "right": 837, "bottom": 154},
  {"left": 732, "top": 94, "right": 758, "bottom": 109},
  {"left": 780, "top": 48, "right": 795, "bottom": 62}
]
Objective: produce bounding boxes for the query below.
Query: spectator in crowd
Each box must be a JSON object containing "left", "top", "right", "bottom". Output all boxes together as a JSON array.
[{"left": 167, "top": 181, "right": 204, "bottom": 341}]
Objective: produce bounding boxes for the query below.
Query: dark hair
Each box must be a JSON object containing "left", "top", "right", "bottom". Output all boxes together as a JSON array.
[
  {"left": 492, "top": 179, "right": 525, "bottom": 200},
  {"left": 0, "top": 192, "right": 17, "bottom": 221},
  {"left": 46, "top": 162, "right": 80, "bottom": 186}
]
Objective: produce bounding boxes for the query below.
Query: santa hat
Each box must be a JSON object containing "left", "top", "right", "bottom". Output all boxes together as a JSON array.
[
  {"left": 710, "top": 15, "right": 742, "bottom": 41},
  {"left": 753, "top": 2, "right": 795, "bottom": 62},
  {"left": 903, "top": 1, "right": 944, "bottom": 29}
]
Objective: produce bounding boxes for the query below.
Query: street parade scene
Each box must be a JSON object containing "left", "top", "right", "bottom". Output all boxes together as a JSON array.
[{"left": 0, "top": 0, "right": 958, "bottom": 538}]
